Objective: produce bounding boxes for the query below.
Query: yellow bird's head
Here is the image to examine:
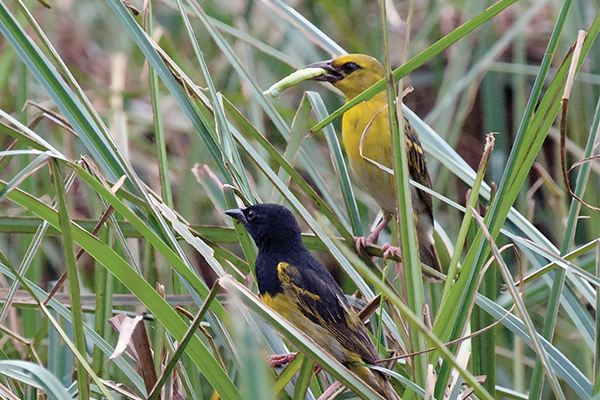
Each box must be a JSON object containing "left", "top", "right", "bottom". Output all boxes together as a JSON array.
[{"left": 307, "top": 54, "right": 385, "bottom": 101}]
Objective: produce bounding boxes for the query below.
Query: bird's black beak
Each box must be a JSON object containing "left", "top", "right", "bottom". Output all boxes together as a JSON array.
[
  {"left": 225, "top": 208, "right": 245, "bottom": 223},
  {"left": 305, "top": 60, "right": 343, "bottom": 83}
]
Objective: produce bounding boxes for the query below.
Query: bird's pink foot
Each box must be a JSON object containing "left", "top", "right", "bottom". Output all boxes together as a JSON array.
[
  {"left": 381, "top": 243, "right": 402, "bottom": 262},
  {"left": 267, "top": 352, "right": 298, "bottom": 368},
  {"left": 355, "top": 221, "right": 387, "bottom": 255},
  {"left": 354, "top": 235, "right": 371, "bottom": 254}
]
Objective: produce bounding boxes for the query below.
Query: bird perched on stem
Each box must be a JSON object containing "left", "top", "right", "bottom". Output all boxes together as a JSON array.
[
  {"left": 226, "top": 203, "right": 399, "bottom": 399},
  {"left": 307, "top": 54, "right": 442, "bottom": 275}
]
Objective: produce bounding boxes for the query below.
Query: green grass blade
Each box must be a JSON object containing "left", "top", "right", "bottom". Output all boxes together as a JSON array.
[
  {"left": 305, "top": 92, "right": 362, "bottom": 236},
  {"left": 310, "top": 0, "right": 519, "bottom": 133},
  {"left": 50, "top": 160, "right": 89, "bottom": 400},
  {"left": 0, "top": 360, "right": 72, "bottom": 399}
]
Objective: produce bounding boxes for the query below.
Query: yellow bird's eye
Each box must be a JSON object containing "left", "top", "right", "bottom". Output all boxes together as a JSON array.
[{"left": 341, "top": 62, "right": 360, "bottom": 74}]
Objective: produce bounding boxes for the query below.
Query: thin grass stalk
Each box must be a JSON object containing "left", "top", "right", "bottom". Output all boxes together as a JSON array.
[
  {"left": 178, "top": 0, "right": 253, "bottom": 200},
  {"left": 92, "top": 227, "right": 111, "bottom": 378},
  {"left": 15, "top": 61, "right": 34, "bottom": 341},
  {"left": 8, "top": 0, "right": 134, "bottom": 191},
  {"left": 272, "top": 355, "right": 303, "bottom": 395},
  {"left": 473, "top": 19, "right": 498, "bottom": 391},
  {"left": 148, "top": 282, "right": 220, "bottom": 400},
  {"left": 433, "top": 13, "right": 599, "bottom": 398},
  {"left": 569, "top": 94, "right": 600, "bottom": 393},
  {"left": 438, "top": 134, "right": 495, "bottom": 310},
  {"left": 380, "top": 0, "right": 426, "bottom": 389},
  {"left": 311, "top": 0, "right": 519, "bottom": 133},
  {"left": 305, "top": 92, "right": 363, "bottom": 237},
  {"left": 292, "top": 355, "right": 312, "bottom": 400},
  {"left": 271, "top": 96, "right": 311, "bottom": 205},
  {"left": 471, "top": 208, "right": 567, "bottom": 399},
  {"left": 50, "top": 160, "right": 89, "bottom": 400},
  {"left": 146, "top": 0, "right": 173, "bottom": 208},
  {"left": 339, "top": 246, "right": 494, "bottom": 400}
]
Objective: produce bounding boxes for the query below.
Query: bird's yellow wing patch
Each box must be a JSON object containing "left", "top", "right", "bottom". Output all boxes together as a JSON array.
[
  {"left": 277, "top": 262, "right": 322, "bottom": 301},
  {"left": 272, "top": 262, "right": 380, "bottom": 367}
]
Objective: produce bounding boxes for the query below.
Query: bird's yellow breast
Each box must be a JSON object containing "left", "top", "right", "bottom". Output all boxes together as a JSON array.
[{"left": 342, "top": 99, "right": 397, "bottom": 214}]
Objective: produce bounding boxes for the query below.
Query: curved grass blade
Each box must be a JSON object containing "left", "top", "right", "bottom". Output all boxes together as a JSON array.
[
  {"left": 305, "top": 91, "right": 362, "bottom": 237},
  {"left": 174, "top": 0, "right": 253, "bottom": 200},
  {"left": 262, "top": 0, "right": 346, "bottom": 56},
  {"left": 0, "top": 1, "right": 129, "bottom": 187},
  {"left": 476, "top": 294, "right": 592, "bottom": 398},
  {"left": 0, "top": 360, "right": 72, "bottom": 400},
  {"left": 0, "top": 178, "right": 241, "bottom": 400},
  {"left": 310, "top": 0, "right": 519, "bottom": 133},
  {"left": 223, "top": 98, "right": 354, "bottom": 243},
  {"left": 472, "top": 207, "right": 566, "bottom": 399},
  {"left": 103, "top": 0, "right": 231, "bottom": 182}
]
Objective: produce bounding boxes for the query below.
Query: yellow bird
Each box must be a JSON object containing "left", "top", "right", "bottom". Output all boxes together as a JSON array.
[{"left": 307, "top": 54, "right": 442, "bottom": 275}]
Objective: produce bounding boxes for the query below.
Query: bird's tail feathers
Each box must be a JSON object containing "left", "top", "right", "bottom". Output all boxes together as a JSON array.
[
  {"left": 419, "top": 240, "right": 442, "bottom": 278},
  {"left": 351, "top": 365, "right": 400, "bottom": 400},
  {"left": 415, "top": 216, "right": 443, "bottom": 279}
]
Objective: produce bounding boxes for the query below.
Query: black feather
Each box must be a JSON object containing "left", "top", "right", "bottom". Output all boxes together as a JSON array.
[{"left": 226, "top": 204, "right": 381, "bottom": 366}]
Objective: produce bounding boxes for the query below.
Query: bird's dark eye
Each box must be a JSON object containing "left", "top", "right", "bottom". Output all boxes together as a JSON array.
[
  {"left": 341, "top": 62, "right": 360, "bottom": 74},
  {"left": 247, "top": 210, "right": 256, "bottom": 220}
]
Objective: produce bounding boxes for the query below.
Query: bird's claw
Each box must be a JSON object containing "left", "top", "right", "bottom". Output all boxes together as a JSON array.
[
  {"left": 354, "top": 236, "right": 370, "bottom": 254},
  {"left": 381, "top": 243, "right": 402, "bottom": 263},
  {"left": 354, "top": 228, "right": 383, "bottom": 254},
  {"left": 267, "top": 352, "right": 298, "bottom": 368}
]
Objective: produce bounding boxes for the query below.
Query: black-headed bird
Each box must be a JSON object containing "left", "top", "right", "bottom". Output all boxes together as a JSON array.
[
  {"left": 226, "top": 203, "right": 399, "bottom": 399},
  {"left": 307, "top": 54, "right": 442, "bottom": 275}
]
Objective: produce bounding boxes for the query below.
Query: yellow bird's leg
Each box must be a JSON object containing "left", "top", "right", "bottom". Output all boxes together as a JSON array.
[
  {"left": 355, "top": 213, "right": 392, "bottom": 255},
  {"left": 267, "top": 352, "right": 298, "bottom": 368},
  {"left": 381, "top": 242, "right": 402, "bottom": 263}
]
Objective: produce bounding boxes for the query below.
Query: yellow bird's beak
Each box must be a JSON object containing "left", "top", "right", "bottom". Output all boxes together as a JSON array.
[{"left": 305, "top": 60, "right": 343, "bottom": 83}]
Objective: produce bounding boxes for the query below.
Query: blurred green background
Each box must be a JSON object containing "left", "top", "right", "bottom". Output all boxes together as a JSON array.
[{"left": 0, "top": 0, "right": 598, "bottom": 399}]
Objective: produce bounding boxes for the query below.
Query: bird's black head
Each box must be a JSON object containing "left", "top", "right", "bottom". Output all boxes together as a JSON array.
[{"left": 225, "top": 204, "right": 304, "bottom": 252}]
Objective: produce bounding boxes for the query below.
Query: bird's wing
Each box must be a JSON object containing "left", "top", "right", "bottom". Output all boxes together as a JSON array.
[
  {"left": 277, "top": 261, "right": 380, "bottom": 366},
  {"left": 403, "top": 113, "right": 435, "bottom": 218}
]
